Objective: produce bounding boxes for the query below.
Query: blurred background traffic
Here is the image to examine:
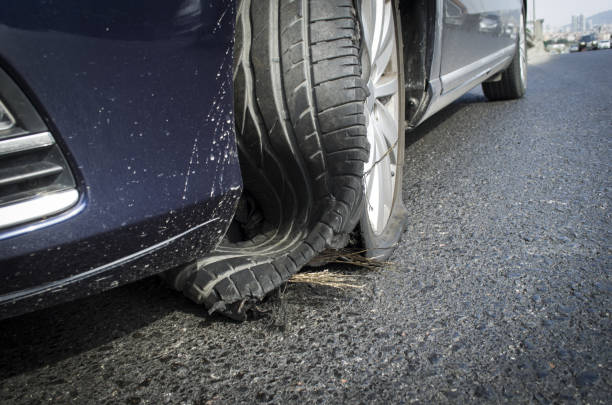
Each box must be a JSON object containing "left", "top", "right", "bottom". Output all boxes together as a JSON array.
[{"left": 527, "top": 0, "right": 611, "bottom": 55}]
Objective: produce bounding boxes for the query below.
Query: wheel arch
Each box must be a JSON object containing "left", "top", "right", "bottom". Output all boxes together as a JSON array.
[{"left": 397, "top": 0, "right": 438, "bottom": 127}]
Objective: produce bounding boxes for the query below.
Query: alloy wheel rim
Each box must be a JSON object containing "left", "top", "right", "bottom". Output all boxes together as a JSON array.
[
  {"left": 361, "top": 0, "right": 400, "bottom": 235},
  {"left": 519, "top": 15, "right": 527, "bottom": 87}
]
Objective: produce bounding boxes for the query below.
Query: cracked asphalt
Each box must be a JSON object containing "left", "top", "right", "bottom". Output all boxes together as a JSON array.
[{"left": 1, "top": 51, "right": 610, "bottom": 404}]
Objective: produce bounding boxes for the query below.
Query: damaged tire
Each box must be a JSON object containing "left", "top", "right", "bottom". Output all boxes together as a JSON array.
[{"left": 168, "top": 0, "right": 370, "bottom": 319}]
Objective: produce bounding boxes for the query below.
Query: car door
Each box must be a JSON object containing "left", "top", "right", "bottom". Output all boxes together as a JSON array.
[{"left": 439, "top": 0, "right": 522, "bottom": 93}]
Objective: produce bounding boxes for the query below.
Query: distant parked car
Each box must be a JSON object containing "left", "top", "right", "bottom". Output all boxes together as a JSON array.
[
  {"left": 569, "top": 43, "right": 580, "bottom": 52},
  {"left": 598, "top": 39, "right": 611, "bottom": 49},
  {"left": 547, "top": 43, "right": 566, "bottom": 54}
]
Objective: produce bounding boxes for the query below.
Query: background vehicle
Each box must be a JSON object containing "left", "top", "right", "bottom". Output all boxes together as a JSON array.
[
  {"left": 598, "top": 39, "right": 611, "bottom": 49},
  {"left": 0, "top": 0, "right": 526, "bottom": 320},
  {"left": 579, "top": 34, "right": 598, "bottom": 51}
]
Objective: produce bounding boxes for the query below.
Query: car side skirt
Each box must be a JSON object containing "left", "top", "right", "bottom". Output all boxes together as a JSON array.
[{"left": 418, "top": 44, "right": 515, "bottom": 125}]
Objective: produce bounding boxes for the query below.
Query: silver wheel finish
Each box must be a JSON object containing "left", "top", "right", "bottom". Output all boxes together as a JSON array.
[
  {"left": 361, "top": 0, "right": 400, "bottom": 235},
  {"left": 519, "top": 12, "right": 527, "bottom": 88}
]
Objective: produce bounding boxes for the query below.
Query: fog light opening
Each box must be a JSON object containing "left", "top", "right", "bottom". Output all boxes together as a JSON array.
[{"left": 0, "top": 99, "right": 15, "bottom": 131}]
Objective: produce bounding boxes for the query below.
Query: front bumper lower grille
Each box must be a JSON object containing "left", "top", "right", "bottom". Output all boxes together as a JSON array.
[{"left": 0, "top": 68, "right": 78, "bottom": 232}]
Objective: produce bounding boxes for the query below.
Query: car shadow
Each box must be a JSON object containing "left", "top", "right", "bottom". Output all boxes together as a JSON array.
[
  {"left": 405, "top": 91, "right": 488, "bottom": 148},
  {"left": 0, "top": 91, "right": 489, "bottom": 381},
  {"left": 0, "top": 276, "right": 227, "bottom": 379}
]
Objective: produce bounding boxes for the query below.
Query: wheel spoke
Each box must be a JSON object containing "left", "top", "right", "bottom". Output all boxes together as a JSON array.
[
  {"left": 373, "top": 35, "right": 394, "bottom": 81},
  {"left": 361, "top": 1, "right": 376, "bottom": 63},
  {"left": 371, "top": 3, "right": 393, "bottom": 76},
  {"left": 375, "top": 100, "right": 398, "bottom": 150},
  {"left": 367, "top": 159, "right": 381, "bottom": 215},
  {"left": 369, "top": 0, "right": 384, "bottom": 64},
  {"left": 365, "top": 163, "right": 376, "bottom": 201},
  {"left": 376, "top": 151, "right": 393, "bottom": 231},
  {"left": 379, "top": 2, "right": 393, "bottom": 51},
  {"left": 370, "top": 128, "right": 393, "bottom": 231},
  {"left": 374, "top": 73, "right": 398, "bottom": 99},
  {"left": 371, "top": 118, "right": 386, "bottom": 161},
  {"left": 364, "top": 120, "right": 376, "bottom": 171}
]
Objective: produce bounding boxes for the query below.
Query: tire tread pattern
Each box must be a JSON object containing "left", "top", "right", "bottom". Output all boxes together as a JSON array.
[{"left": 173, "top": 0, "right": 368, "bottom": 319}]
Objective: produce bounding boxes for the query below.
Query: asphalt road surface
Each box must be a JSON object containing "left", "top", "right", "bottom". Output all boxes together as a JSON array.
[{"left": 1, "top": 51, "right": 610, "bottom": 405}]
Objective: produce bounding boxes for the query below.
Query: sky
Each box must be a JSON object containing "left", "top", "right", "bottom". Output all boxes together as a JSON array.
[{"left": 527, "top": 0, "right": 612, "bottom": 27}]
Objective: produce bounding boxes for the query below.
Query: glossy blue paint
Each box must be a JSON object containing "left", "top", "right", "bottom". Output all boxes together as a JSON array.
[{"left": 0, "top": 0, "right": 241, "bottom": 316}]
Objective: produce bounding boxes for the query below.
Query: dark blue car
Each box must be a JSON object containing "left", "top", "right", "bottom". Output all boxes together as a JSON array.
[{"left": 0, "top": 0, "right": 526, "bottom": 320}]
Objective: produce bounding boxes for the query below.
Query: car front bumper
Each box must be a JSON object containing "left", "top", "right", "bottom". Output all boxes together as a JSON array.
[{"left": 0, "top": 0, "right": 241, "bottom": 319}]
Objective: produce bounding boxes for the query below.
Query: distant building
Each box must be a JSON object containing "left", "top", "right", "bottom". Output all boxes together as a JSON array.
[{"left": 572, "top": 14, "right": 586, "bottom": 32}]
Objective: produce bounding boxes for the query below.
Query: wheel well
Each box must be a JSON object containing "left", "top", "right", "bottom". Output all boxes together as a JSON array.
[
  {"left": 398, "top": 0, "right": 436, "bottom": 125},
  {"left": 398, "top": 0, "right": 525, "bottom": 126}
]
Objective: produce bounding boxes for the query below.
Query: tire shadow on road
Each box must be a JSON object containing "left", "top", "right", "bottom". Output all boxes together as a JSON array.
[
  {"left": 0, "top": 276, "right": 219, "bottom": 379},
  {"left": 0, "top": 264, "right": 371, "bottom": 379}
]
